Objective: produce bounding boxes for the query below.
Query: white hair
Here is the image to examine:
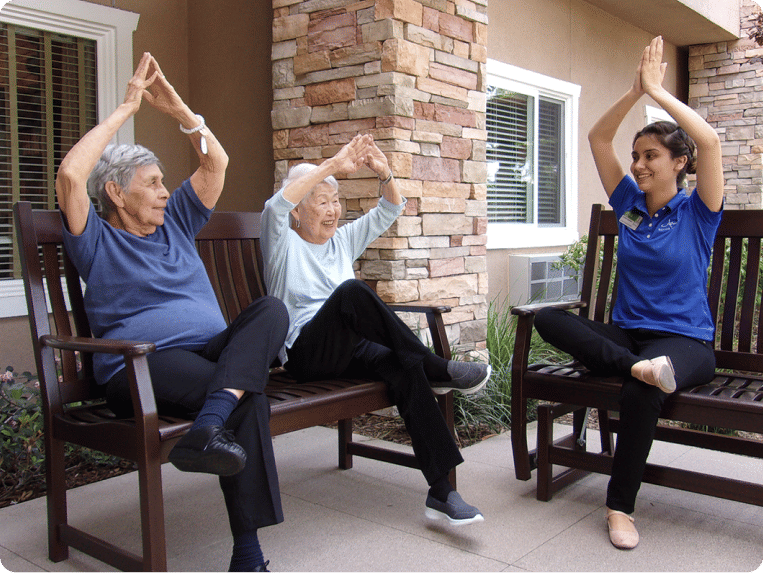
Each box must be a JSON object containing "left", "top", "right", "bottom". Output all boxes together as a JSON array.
[{"left": 279, "top": 163, "right": 339, "bottom": 202}]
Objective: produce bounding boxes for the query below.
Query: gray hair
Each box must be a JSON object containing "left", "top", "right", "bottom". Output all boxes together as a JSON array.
[
  {"left": 279, "top": 162, "right": 339, "bottom": 202},
  {"left": 87, "top": 144, "right": 163, "bottom": 219}
]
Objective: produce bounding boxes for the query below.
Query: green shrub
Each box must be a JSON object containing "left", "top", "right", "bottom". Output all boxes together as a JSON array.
[
  {"left": 0, "top": 365, "right": 132, "bottom": 506},
  {"left": 452, "top": 296, "right": 570, "bottom": 440}
]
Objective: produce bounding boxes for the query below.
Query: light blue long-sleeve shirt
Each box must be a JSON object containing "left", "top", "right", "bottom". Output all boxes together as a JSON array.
[{"left": 261, "top": 188, "right": 406, "bottom": 364}]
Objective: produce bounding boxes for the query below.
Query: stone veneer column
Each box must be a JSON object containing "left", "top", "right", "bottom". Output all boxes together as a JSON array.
[
  {"left": 271, "top": 0, "right": 489, "bottom": 354},
  {"left": 689, "top": 0, "right": 763, "bottom": 209}
]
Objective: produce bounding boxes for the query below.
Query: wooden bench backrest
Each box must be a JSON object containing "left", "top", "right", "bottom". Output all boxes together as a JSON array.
[
  {"left": 581, "top": 203, "right": 763, "bottom": 374},
  {"left": 14, "top": 203, "right": 270, "bottom": 410}
]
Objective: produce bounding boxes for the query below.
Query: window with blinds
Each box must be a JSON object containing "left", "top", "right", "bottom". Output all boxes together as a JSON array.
[
  {"left": 487, "top": 85, "right": 565, "bottom": 226},
  {"left": 0, "top": 23, "right": 97, "bottom": 280}
]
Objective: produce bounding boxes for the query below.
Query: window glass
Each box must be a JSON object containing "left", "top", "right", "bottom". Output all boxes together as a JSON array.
[{"left": 0, "top": 23, "right": 97, "bottom": 279}]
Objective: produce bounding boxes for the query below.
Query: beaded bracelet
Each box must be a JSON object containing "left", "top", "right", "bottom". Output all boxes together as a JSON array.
[{"left": 179, "top": 114, "right": 208, "bottom": 154}]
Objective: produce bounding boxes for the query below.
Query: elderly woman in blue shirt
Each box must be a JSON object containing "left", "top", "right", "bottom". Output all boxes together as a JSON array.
[
  {"left": 57, "top": 52, "right": 287, "bottom": 572},
  {"left": 261, "top": 134, "right": 491, "bottom": 525},
  {"left": 533, "top": 37, "right": 724, "bottom": 550}
]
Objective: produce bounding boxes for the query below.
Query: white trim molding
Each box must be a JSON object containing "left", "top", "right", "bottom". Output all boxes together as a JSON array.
[
  {"left": 486, "top": 59, "right": 581, "bottom": 250},
  {"left": 0, "top": 0, "right": 140, "bottom": 144}
]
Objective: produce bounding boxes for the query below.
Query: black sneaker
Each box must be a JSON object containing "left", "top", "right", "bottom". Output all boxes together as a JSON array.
[
  {"left": 168, "top": 425, "right": 246, "bottom": 477},
  {"left": 425, "top": 491, "right": 484, "bottom": 525},
  {"left": 429, "top": 361, "right": 491, "bottom": 395}
]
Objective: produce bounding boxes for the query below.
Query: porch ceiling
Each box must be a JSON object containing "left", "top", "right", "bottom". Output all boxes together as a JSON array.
[{"left": 584, "top": 0, "right": 740, "bottom": 46}]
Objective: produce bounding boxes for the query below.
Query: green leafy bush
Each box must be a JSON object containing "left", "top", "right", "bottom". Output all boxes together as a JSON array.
[{"left": 1, "top": 365, "right": 134, "bottom": 507}]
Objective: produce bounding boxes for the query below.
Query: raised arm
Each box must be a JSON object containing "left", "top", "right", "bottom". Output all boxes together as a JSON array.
[
  {"left": 143, "top": 57, "right": 228, "bottom": 209},
  {"left": 364, "top": 139, "right": 404, "bottom": 206},
  {"left": 282, "top": 134, "right": 371, "bottom": 204},
  {"left": 587, "top": 50, "right": 656, "bottom": 197},
  {"left": 56, "top": 52, "right": 158, "bottom": 235},
  {"left": 640, "top": 36, "right": 724, "bottom": 212}
]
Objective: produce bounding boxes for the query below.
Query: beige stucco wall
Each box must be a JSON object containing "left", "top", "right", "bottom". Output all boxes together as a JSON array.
[{"left": 486, "top": 0, "right": 687, "bottom": 308}]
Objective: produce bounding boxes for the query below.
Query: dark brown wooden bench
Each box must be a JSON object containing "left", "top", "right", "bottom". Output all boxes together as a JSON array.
[
  {"left": 510, "top": 203, "right": 763, "bottom": 505},
  {"left": 14, "top": 201, "right": 455, "bottom": 572}
]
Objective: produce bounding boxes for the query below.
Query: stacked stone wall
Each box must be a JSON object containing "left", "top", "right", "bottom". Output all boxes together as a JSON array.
[
  {"left": 689, "top": 0, "right": 763, "bottom": 209},
  {"left": 271, "top": 0, "right": 489, "bottom": 352}
]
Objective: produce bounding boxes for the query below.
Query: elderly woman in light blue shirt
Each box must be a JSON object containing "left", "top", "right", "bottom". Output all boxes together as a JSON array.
[{"left": 261, "top": 134, "right": 491, "bottom": 526}]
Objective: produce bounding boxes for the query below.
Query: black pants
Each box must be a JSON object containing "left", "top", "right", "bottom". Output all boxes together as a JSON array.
[
  {"left": 533, "top": 307, "right": 716, "bottom": 514},
  {"left": 284, "top": 279, "right": 463, "bottom": 485},
  {"left": 106, "top": 296, "right": 289, "bottom": 536}
]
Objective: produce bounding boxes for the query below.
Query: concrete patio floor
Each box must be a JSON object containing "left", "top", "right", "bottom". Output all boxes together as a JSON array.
[{"left": 1, "top": 422, "right": 762, "bottom": 572}]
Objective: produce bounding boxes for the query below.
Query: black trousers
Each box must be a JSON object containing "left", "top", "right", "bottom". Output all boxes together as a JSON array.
[
  {"left": 533, "top": 307, "right": 716, "bottom": 514},
  {"left": 284, "top": 279, "right": 463, "bottom": 485},
  {"left": 106, "top": 296, "right": 289, "bottom": 536}
]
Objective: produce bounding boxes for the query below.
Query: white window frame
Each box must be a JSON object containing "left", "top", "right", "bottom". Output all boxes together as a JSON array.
[
  {"left": 486, "top": 59, "right": 580, "bottom": 250},
  {"left": 645, "top": 104, "right": 675, "bottom": 125},
  {"left": 0, "top": 0, "right": 139, "bottom": 318}
]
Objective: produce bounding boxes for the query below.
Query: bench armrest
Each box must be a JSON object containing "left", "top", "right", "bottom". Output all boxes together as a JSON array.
[
  {"left": 388, "top": 303, "right": 452, "bottom": 360},
  {"left": 511, "top": 300, "right": 586, "bottom": 317},
  {"left": 40, "top": 334, "right": 156, "bottom": 356},
  {"left": 40, "top": 334, "right": 160, "bottom": 429}
]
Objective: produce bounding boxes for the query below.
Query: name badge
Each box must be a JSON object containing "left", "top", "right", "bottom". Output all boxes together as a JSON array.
[{"left": 619, "top": 210, "right": 643, "bottom": 230}]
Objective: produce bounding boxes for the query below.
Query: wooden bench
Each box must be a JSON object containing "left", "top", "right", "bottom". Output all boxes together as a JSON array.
[
  {"left": 510, "top": 203, "right": 763, "bottom": 505},
  {"left": 14, "top": 201, "right": 456, "bottom": 572}
]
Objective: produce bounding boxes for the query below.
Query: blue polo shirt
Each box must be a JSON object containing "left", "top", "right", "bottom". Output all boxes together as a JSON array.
[
  {"left": 609, "top": 175, "right": 722, "bottom": 341},
  {"left": 62, "top": 180, "right": 227, "bottom": 384}
]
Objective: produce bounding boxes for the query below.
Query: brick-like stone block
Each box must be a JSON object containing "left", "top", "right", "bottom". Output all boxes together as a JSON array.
[
  {"left": 330, "top": 42, "right": 383, "bottom": 67},
  {"left": 429, "top": 257, "right": 465, "bottom": 277},
  {"left": 412, "top": 156, "right": 461, "bottom": 182},
  {"left": 288, "top": 124, "right": 330, "bottom": 148},
  {"left": 362, "top": 18, "right": 404, "bottom": 42},
  {"left": 308, "top": 26, "right": 358, "bottom": 52},
  {"left": 305, "top": 77, "right": 357, "bottom": 106},
  {"left": 459, "top": 319, "right": 487, "bottom": 344},
  {"left": 382, "top": 38, "right": 430, "bottom": 76},
  {"left": 441, "top": 135, "right": 472, "bottom": 159},
  {"left": 311, "top": 103, "right": 351, "bottom": 123},
  {"left": 435, "top": 105, "right": 477, "bottom": 129},
  {"left": 419, "top": 274, "right": 478, "bottom": 302},
  {"left": 273, "top": 14, "right": 310, "bottom": 42},
  {"left": 428, "top": 62, "right": 478, "bottom": 90},
  {"left": 294, "top": 51, "right": 331, "bottom": 76},
  {"left": 375, "top": 279, "right": 420, "bottom": 302},
  {"left": 375, "top": 0, "right": 424, "bottom": 26},
  {"left": 417, "top": 77, "right": 468, "bottom": 101},
  {"left": 388, "top": 215, "right": 422, "bottom": 236},
  {"left": 361, "top": 259, "right": 407, "bottom": 279},
  {"left": 462, "top": 160, "right": 487, "bottom": 184},
  {"left": 422, "top": 180, "right": 470, "bottom": 198},
  {"left": 438, "top": 12, "right": 473, "bottom": 42},
  {"left": 422, "top": 213, "right": 472, "bottom": 235},
  {"left": 273, "top": 130, "right": 289, "bottom": 150},
  {"left": 405, "top": 23, "right": 447, "bottom": 50},
  {"left": 272, "top": 106, "right": 312, "bottom": 130},
  {"left": 420, "top": 196, "right": 466, "bottom": 212}
]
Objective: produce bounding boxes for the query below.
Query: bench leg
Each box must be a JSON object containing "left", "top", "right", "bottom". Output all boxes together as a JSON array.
[
  {"left": 338, "top": 418, "right": 353, "bottom": 470},
  {"left": 46, "top": 436, "right": 69, "bottom": 562},
  {"left": 536, "top": 403, "right": 554, "bottom": 501},
  {"left": 137, "top": 457, "right": 168, "bottom": 571}
]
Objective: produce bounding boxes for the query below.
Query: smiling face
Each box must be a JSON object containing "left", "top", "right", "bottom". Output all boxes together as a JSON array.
[
  {"left": 630, "top": 134, "right": 687, "bottom": 194},
  {"left": 293, "top": 182, "right": 341, "bottom": 245},
  {"left": 110, "top": 164, "right": 170, "bottom": 236}
]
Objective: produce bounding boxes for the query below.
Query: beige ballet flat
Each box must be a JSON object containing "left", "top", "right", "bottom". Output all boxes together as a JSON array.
[
  {"left": 606, "top": 509, "right": 639, "bottom": 550},
  {"left": 632, "top": 356, "right": 676, "bottom": 394}
]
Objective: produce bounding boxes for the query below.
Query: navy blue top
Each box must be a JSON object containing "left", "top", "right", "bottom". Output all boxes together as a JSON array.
[
  {"left": 608, "top": 175, "right": 723, "bottom": 341},
  {"left": 62, "top": 180, "right": 227, "bottom": 384}
]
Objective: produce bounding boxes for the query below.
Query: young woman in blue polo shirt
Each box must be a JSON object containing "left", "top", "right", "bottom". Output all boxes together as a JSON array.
[{"left": 534, "top": 36, "right": 724, "bottom": 550}]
